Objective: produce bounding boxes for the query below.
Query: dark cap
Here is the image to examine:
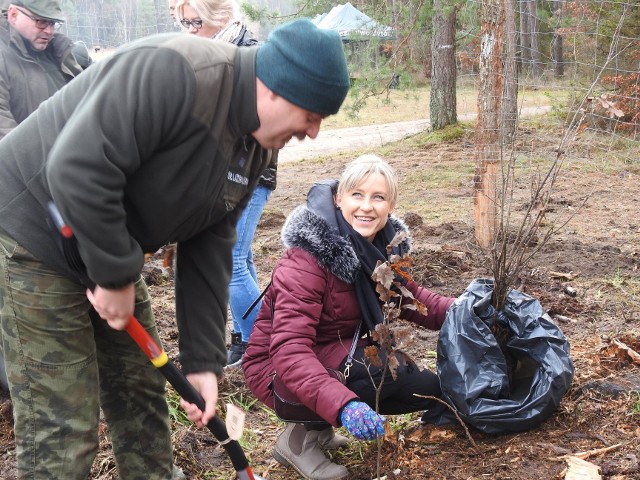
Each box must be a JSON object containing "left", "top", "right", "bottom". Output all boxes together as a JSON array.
[
  {"left": 12, "top": 0, "right": 64, "bottom": 22},
  {"left": 256, "top": 19, "right": 350, "bottom": 116}
]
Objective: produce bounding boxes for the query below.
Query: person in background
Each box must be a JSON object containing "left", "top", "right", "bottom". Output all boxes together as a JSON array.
[
  {"left": 176, "top": 0, "right": 278, "bottom": 368},
  {"left": 0, "top": 0, "right": 85, "bottom": 139},
  {"left": 243, "top": 155, "right": 456, "bottom": 480},
  {"left": 0, "top": 19, "right": 349, "bottom": 479},
  {"left": 176, "top": 0, "right": 237, "bottom": 39},
  {"left": 167, "top": 0, "right": 181, "bottom": 29}
]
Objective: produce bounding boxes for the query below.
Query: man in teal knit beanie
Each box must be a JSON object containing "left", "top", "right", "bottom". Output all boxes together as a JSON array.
[{"left": 256, "top": 19, "right": 350, "bottom": 117}]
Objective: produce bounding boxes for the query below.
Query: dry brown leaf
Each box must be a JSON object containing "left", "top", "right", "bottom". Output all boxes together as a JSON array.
[
  {"left": 427, "top": 428, "right": 456, "bottom": 442},
  {"left": 388, "top": 230, "right": 408, "bottom": 248},
  {"left": 372, "top": 261, "right": 395, "bottom": 290},
  {"left": 405, "top": 426, "right": 456, "bottom": 444},
  {"left": 364, "top": 345, "right": 382, "bottom": 368},
  {"left": 382, "top": 421, "right": 395, "bottom": 443},
  {"left": 596, "top": 96, "right": 624, "bottom": 118}
]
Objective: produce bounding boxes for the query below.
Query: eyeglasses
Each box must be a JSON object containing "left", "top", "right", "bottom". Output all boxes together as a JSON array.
[
  {"left": 15, "top": 7, "right": 62, "bottom": 30},
  {"left": 180, "top": 18, "right": 203, "bottom": 30}
]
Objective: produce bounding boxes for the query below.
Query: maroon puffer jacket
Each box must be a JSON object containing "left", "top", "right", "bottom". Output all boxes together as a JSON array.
[{"left": 242, "top": 205, "right": 455, "bottom": 426}]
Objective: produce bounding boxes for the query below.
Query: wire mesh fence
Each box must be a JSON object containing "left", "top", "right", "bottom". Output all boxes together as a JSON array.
[{"left": 56, "top": 0, "right": 638, "bottom": 184}]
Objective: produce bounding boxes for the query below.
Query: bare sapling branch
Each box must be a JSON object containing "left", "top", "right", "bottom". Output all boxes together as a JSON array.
[
  {"left": 362, "top": 231, "right": 444, "bottom": 477},
  {"left": 481, "top": 12, "right": 628, "bottom": 380},
  {"left": 486, "top": 0, "right": 631, "bottom": 316}
]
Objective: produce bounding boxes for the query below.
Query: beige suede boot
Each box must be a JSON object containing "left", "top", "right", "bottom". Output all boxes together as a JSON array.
[
  {"left": 317, "top": 427, "right": 349, "bottom": 449},
  {"left": 273, "top": 423, "right": 349, "bottom": 480}
]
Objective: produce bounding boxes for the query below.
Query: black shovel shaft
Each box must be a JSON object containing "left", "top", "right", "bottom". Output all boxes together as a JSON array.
[
  {"left": 164, "top": 365, "right": 253, "bottom": 474},
  {"left": 127, "top": 316, "right": 253, "bottom": 472},
  {"left": 160, "top": 364, "right": 251, "bottom": 471},
  {"left": 129, "top": 320, "right": 260, "bottom": 478},
  {"left": 125, "top": 317, "right": 252, "bottom": 474}
]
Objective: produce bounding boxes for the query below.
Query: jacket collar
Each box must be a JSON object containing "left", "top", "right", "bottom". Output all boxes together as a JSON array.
[{"left": 228, "top": 47, "right": 260, "bottom": 139}]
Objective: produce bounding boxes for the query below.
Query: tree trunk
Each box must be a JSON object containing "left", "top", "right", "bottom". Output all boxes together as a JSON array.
[
  {"left": 502, "top": 0, "right": 518, "bottom": 142},
  {"left": 552, "top": 33, "right": 564, "bottom": 77},
  {"left": 430, "top": 0, "right": 458, "bottom": 130},
  {"left": 474, "top": 0, "right": 504, "bottom": 248},
  {"left": 551, "top": 0, "right": 565, "bottom": 77},
  {"left": 527, "top": 0, "right": 542, "bottom": 77},
  {"left": 518, "top": 0, "right": 531, "bottom": 72}
]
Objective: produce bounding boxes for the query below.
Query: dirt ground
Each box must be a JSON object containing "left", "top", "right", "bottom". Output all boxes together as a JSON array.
[{"left": 0, "top": 122, "right": 639, "bottom": 479}]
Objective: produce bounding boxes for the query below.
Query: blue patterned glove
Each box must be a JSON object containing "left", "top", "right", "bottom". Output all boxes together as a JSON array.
[{"left": 339, "top": 401, "right": 385, "bottom": 441}]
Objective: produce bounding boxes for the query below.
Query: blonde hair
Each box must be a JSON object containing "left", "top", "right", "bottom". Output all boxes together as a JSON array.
[
  {"left": 337, "top": 154, "right": 398, "bottom": 206},
  {"left": 175, "top": 0, "right": 240, "bottom": 31}
]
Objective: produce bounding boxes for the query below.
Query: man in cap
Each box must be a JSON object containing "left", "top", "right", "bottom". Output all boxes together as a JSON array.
[
  {"left": 0, "top": 0, "right": 86, "bottom": 139},
  {"left": 0, "top": 18, "right": 349, "bottom": 478}
]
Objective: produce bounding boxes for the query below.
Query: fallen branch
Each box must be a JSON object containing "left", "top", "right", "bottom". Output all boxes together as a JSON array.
[
  {"left": 549, "top": 271, "right": 579, "bottom": 281},
  {"left": 553, "top": 314, "right": 576, "bottom": 324},
  {"left": 554, "top": 442, "right": 625, "bottom": 461},
  {"left": 414, "top": 394, "right": 478, "bottom": 449},
  {"left": 441, "top": 244, "right": 473, "bottom": 256}
]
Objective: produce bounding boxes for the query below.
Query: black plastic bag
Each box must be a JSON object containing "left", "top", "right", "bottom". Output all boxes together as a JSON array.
[{"left": 430, "top": 278, "right": 574, "bottom": 434}]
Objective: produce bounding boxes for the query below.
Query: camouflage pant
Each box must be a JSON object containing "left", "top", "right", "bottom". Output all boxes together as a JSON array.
[{"left": 0, "top": 232, "right": 182, "bottom": 480}]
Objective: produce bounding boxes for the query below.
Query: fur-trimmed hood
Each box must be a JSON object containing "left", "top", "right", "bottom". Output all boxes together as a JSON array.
[{"left": 281, "top": 204, "right": 411, "bottom": 284}]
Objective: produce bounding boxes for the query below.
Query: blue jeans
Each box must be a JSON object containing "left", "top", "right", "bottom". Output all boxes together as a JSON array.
[{"left": 229, "top": 185, "right": 272, "bottom": 342}]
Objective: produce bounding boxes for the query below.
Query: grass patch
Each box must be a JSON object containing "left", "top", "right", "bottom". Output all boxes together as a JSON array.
[
  {"left": 411, "top": 122, "right": 469, "bottom": 144},
  {"left": 167, "top": 388, "right": 191, "bottom": 427},
  {"left": 221, "top": 390, "right": 258, "bottom": 411},
  {"left": 605, "top": 270, "right": 640, "bottom": 296},
  {"left": 323, "top": 85, "right": 566, "bottom": 130},
  {"left": 403, "top": 162, "right": 471, "bottom": 188},
  {"left": 395, "top": 162, "right": 475, "bottom": 224},
  {"left": 592, "top": 271, "right": 640, "bottom": 307},
  {"left": 630, "top": 393, "right": 640, "bottom": 416}
]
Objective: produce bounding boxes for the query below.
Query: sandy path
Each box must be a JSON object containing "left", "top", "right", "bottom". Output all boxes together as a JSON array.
[{"left": 279, "top": 105, "right": 552, "bottom": 163}]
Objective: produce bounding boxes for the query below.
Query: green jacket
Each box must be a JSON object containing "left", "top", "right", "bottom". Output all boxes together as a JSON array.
[
  {"left": 0, "top": 14, "right": 83, "bottom": 139},
  {"left": 0, "top": 33, "right": 273, "bottom": 376}
]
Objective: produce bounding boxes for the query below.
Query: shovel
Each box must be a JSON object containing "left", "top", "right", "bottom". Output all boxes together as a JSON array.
[{"left": 47, "top": 201, "right": 264, "bottom": 480}]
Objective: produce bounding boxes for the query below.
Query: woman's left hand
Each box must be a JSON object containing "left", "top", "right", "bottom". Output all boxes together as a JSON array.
[
  {"left": 340, "top": 400, "right": 386, "bottom": 441},
  {"left": 180, "top": 371, "right": 219, "bottom": 427}
]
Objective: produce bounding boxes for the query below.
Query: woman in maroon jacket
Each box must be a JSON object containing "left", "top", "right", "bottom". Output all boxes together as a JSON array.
[{"left": 243, "top": 155, "right": 456, "bottom": 479}]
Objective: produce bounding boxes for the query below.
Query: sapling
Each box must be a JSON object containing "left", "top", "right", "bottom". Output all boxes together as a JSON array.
[{"left": 363, "top": 231, "right": 476, "bottom": 478}]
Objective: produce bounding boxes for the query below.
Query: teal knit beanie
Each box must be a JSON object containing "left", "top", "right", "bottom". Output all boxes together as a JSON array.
[{"left": 256, "top": 19, "right": 350, "bottom": 116}]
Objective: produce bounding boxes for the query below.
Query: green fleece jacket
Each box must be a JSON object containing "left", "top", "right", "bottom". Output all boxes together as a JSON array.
[{"left": 0, "top": 33, "right": 273, "bottom": 376}]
